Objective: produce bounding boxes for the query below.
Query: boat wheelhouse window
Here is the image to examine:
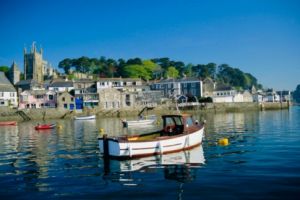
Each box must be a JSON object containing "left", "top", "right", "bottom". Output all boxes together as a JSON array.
[
  {"left": 186, "top": 117, "right": 194, "bottom": 127},
  {"left": 173, "top": 117, "right": 183, "bottom": 125},
  {"left": 165, "top": 117, "right": 175, "bottom": 126}
]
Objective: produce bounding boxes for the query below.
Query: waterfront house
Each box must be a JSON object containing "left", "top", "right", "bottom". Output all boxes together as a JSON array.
[
  {"left": 151, "top": 77, "right": 203, "bottom": 98},
  {"left": 97, "top": 78, "right": 143, "bottom": 92},
  {"left": 212, "top": 85, "right": 245, "bottom": 103},
  {"left": 202, "top": 77, "right": 216, "bottom": 98},
  {"left": 276, "top": 90, "right": 291, "bottom": 102},
  {"left": 265, "top": 89, "right": 280, "bottom": 102},
  {"left": 98, "top": 88, "right": 138, "bottom": 109},
  {"left": 98, "top": 88, "right": 122, "bottom": 109},
  {"left": 0, "top": 72, "right": 18, "bottom": 107},
  {"left": 57, "top": 91, "right": 75, "bottom": 110},
  {"left": 19, "top": 90, "right": 57, "bottom": 109},
  {"left": 242, "top": 90, "right": 254, "bottom": 102},
  {"left": 73, "top": 79, "right": 98, "bottom": 108},
  {"left": 48, "top": 79, "right": 74, "bottom": 92}
]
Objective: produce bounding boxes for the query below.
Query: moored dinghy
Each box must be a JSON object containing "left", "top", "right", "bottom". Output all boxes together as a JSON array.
[
  {"left": 0, "top": 121, "right": 17, "bottom": 126},
  {"left": 35, "top": 123, "right": 56, "bottom": 130},
  {"left": 121, "top": 115, "right": 156, "bottom": 127},
  {"left": 74, "top": 115, "right": 96, "bottom": 120},
  {"left": 99, "top": 114, "right": 204, "bottom": 159}
]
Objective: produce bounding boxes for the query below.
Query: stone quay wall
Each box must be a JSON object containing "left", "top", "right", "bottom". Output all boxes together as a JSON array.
[{"left": 0, "top": 102, "right": 290, "bottom": 121}]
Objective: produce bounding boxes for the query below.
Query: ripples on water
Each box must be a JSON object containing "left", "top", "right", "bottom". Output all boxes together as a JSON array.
[{"left": 1, "top": 107, "right": 300, "bottom": 199}]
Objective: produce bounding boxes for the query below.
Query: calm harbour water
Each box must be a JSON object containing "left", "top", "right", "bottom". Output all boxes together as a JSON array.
[{"left": 1, "top": 107, "right": 300, "bottom": 199}]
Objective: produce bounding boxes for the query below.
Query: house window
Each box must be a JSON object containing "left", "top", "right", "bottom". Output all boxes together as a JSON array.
[
  {"left": 10, "top": 92, "right": 15, "bottom": 97},
  {"left": 71, "top": 97, "right": 74, "bottom": 102},
  {"left": 78, "top": 84, "right": 82, "bottom": 89},
  {"left": 31, "top": 104, "right": 36, "bottom": 108},
  {"left": 133, "top": 82, "right": 136, "bottom": 86},
  {"left": 0, "top": 101, "right": 5, "bottom": 105},
  {"left": 49, "top": 95, "right": 54, "bottom": 100},
  {"left": 0, "top": 92, "right": 4, "bottom": 97},
  {"left": 64, "top": 104, "right": 68, "bottom": 109},
  {"left": 125, "top": 94, "right": 131, "bottom": 106},
  {"left": 62, "top": 97, "right": 65, "bottom": 102},
  {"left": 36, "top": 95, "right": 44, "bottom": 99}
]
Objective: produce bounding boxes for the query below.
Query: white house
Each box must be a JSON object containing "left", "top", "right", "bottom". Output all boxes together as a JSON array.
[
  {"left": 48, "top": 79, "right": 74, "bottom": 92},
  {"left": 212, "top": 84, "right": 249, "bottom": 103},
  {"left": 97, "top": 78, "right": 143, "bottom": 92},
  {"left": 0, "top": 72, "right": 18, "bottom": 107}
]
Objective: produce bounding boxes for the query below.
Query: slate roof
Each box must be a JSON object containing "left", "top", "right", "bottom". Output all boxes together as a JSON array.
[
  {"left": 49, "top": 81, "right": 74, "bottom": 87},
  {"left": 0, "top": 72, "right": 16, "bottom": 92}
]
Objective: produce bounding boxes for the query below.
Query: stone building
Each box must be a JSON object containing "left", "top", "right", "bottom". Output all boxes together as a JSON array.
[
  {"left": 24, "top": 42, "right": 44, "bottom": 83},
  {"left": 8, "top": 61, "right": 20, "bottom": 85},
  {"left": 202, "top": 77, "right": 215, "bottom": 98},
  {"left": 57, "top": 91, "right": 75, "bottom": 110}
]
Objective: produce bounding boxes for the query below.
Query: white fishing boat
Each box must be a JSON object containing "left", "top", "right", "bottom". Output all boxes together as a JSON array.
[
  {"left": 74, "top": 115, "right": 96, "bottom": 120},
  {"left": 99, "top": 114, "right": 204, "bottom": 159},
  {"left": 121, "top": 115, "right": 156, "bottom": 127}
]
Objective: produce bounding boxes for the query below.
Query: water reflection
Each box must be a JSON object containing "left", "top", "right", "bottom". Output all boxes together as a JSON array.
[{"left": 102, "top": 145, "right": 205, "bottom": 185}]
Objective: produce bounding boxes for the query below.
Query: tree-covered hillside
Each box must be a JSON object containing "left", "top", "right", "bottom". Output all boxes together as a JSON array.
[
  {"left": 58, "top": 56, "right": 262, "bottom": 90},
  {"left": 292, "top": 84, "right": 300, "bottom": 103}
]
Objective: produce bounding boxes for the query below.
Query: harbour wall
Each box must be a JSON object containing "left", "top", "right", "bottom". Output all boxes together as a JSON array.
[{"left": 0, "top": 102, "right": 290, "bottom": 121}]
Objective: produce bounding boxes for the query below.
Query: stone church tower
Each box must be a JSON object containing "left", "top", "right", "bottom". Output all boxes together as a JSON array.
[
  {"left": 24, "top": 42, "right": 44, "bottom": 83},
  {"left": 8, "top": 61, "right": 20, "bottom": 84}
]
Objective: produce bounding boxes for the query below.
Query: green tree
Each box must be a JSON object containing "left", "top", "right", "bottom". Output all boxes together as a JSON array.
[
  {"left": 123, "top": 64, "right": 149, "bottom": 79},
  {"left": 166, "top": 66, "right": 179, "bottom": 78},
  {"left": 58, "top": 59, "right": 73, "bottom": 74},
  {"left": 0, "top": 66, "right": 9, "bottom": 73}
]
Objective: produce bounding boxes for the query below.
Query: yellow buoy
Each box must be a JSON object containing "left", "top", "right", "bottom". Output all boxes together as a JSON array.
[
  {"left": 57, "top": 125, "right": 63, "bottom": 129},
  {"left": 98, "top": 128, "right": 104, "bottom": 137},
  {"left": 218, "top": 138, "right": 229, "bottom": 146}
]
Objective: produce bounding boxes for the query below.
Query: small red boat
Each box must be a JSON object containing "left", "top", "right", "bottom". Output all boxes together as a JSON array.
[
  {"left": 35, "top": 124, "right": 56, "bottom": 130},
  {"left": 0, "top": 121, "right": 17, "bottom": 126}
]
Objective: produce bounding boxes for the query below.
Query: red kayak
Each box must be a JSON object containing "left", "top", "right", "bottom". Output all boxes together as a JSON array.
[
  {"left": 0, "top": 121, "right": 17, "bottom": 126},
  {"left": 35, "top": 124, "right": 56, "bottom": 130}
]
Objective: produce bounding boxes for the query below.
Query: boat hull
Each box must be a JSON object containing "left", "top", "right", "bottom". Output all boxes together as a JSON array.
[
  {"left": 0, "top": 121, "right": 17, "bottom": 126},
  {"left": 98, "top": 126, "right": 204, "bottom": 159}
]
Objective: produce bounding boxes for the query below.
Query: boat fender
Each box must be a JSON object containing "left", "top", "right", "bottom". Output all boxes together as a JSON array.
[
  {"left": 128, "top": 144, "right": 132, "bottom": 157},
  {"left": 218, "top": 138, "right": 229, "bottom": 146},
  {"left": 98, "top": 128, "right": 104, "bottom": 137}
]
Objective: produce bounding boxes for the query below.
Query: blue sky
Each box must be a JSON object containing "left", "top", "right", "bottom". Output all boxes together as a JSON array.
[{"left": 0, "top": 0, "right": 299, "bottom": 90}]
